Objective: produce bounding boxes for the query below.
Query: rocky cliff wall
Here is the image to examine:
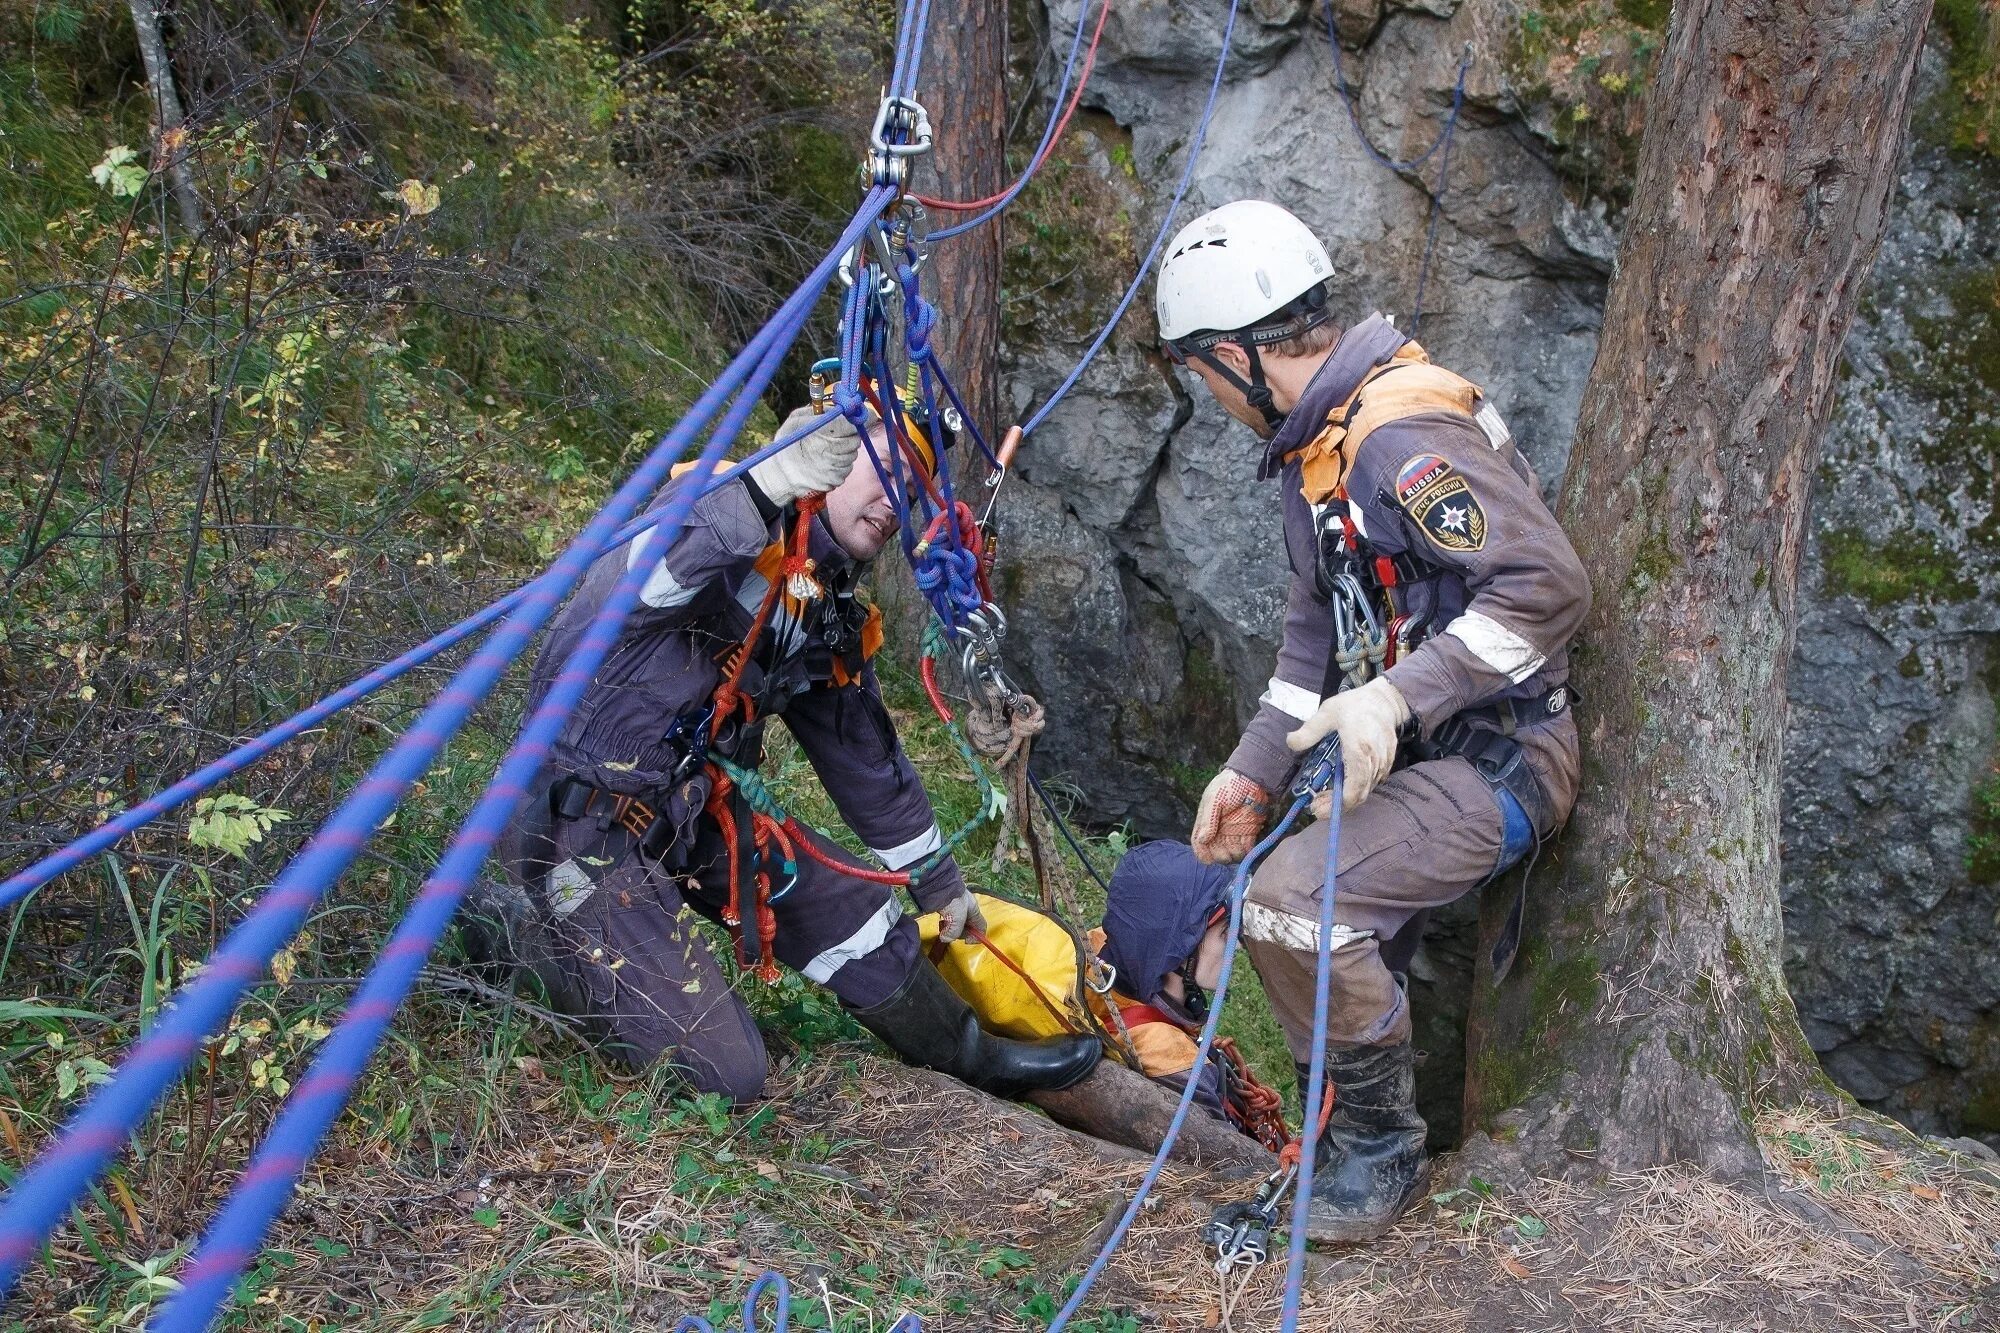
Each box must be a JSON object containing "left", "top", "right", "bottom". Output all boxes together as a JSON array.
[{"left": 989, "top": 0, "right": 1999, "bottom": 1140}]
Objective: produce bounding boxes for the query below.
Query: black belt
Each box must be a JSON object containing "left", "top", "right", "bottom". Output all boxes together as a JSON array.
[
  {"left": 549, "top": 776, "right": 680, "bottom": 861},
  {"left": 1415, "top": 682, "right": 1570, "bottom": 829}
]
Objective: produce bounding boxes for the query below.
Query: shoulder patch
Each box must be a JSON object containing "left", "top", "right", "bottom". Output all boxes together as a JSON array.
[
  {"left": 1397, "top": 456, "right": 1487, "bottom": 553},
  {"left": 1394, "top": 453, "right": 1453, "bottom": 505}
]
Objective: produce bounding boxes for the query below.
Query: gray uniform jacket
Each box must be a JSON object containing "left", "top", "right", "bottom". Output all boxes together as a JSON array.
[
  {"left": 526, "top": 471, "right": 968, "bottom": 910},
  {"left": 1224, "top": 314, "right": 1591, "bottom": 832}
]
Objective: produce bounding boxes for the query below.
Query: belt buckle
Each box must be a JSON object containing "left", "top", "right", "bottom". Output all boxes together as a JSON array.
[{"left": 613, "top": 796, "right": 657, "bottom": 841}]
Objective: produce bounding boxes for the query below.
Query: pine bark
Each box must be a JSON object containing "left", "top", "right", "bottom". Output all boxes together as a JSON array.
[
  {"left": 1460, "top": 0, "right": 1933, "bottom": 1175},
  {"left": 916, "top": 0, "right": 1006, "bottom": 437}
]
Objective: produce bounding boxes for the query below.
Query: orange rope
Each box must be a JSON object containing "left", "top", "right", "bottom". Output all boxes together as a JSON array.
[{"left": 1277, "top": 1071, "right": 1338, "bottom": 1169}]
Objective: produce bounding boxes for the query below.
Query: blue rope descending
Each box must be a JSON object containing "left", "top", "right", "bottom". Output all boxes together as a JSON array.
[
  {"left": 0, "top": 412, "right": 835, "bottom": 916},
  {"left": 0, "top": 0, "right": 1357, "bottom": 1323},
  {"left": 1045, "top": 787, "right": 1313, "bottom": 1332},
  {"left": 148, "top": 269, "right": 835, "bottom": 1333},
  {"left": 0, "top": 187, "right": 897, "bottom": 1302},
  {"left": 927, "top": 0, "right": 1102, "bottom": 241},
  {"left": 1322, "top": 2, "right": 1473, "bottom": 331},
  {"left": 1282, "top": 750, "right": 1343, "bottom": 1330},
  {"left": 1019, "top": 0, "right": 1243, "bottom": 438}
]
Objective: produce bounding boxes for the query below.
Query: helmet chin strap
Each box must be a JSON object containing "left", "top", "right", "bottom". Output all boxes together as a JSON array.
[{"left": 1194, "top": 345, "right": 1286, "bottom": 431}]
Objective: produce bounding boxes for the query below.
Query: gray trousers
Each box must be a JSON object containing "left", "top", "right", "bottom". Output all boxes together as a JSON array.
[
  {"left": 496, "top": 783, "right": 919, "bottom": 1101},
  {"left": 1243, "top": 756, "right": 1509, "bottom": 1058}
]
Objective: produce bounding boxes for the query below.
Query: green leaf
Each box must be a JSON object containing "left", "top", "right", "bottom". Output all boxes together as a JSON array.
[
  {"left": 90, "top": 145, "right": 149, "bottom": 197},
  {"left": 1515, "top": 1213, "right": 1547, "bottom": 1239}
]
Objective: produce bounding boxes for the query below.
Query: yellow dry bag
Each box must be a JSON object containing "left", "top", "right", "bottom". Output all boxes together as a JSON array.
[{"left": 917, "top": 893, "right": 1098, "bottom": 1042}]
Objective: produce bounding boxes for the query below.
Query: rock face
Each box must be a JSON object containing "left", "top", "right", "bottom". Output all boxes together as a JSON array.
[{"left": 991, "top": 1, "right": 1999, "bottom": 1140}]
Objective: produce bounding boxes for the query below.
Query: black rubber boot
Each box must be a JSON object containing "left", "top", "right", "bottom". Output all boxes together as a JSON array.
[
  {"left": 1300, "top": 1040, "right": 1430, "bottom": 1242},
  {"left": 850, "top": 957, "right": 1102, "bottom": 1098}
]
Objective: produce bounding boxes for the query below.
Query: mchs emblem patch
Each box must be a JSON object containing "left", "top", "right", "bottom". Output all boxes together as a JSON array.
[{"left": 1394, "top": 453, "right": 1487, "bottom": 553}]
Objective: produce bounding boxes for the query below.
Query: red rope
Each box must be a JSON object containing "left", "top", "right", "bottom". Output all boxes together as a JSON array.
[
  {"left": 913, "top": 0, "right": 1115, "bottom": 211},
  {"left": 1277, "top": 1071, "right": 1338, "bottom": 1169}
]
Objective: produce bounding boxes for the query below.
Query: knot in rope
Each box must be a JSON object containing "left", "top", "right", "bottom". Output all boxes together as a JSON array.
[
  {"left": 832, "top": 380, "right": 867, "bottom": 426},
  {"left": 901, "top": 281, "right": 937, "bottom": 357},
  {"left": 965, "top": 692, "right": 1045, "bottom": 769}
]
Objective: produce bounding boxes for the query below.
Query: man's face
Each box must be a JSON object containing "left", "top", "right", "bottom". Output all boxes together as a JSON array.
[
  {"left": 822, "top": 423, "right": 902, "bottom": 560},
  {"left": 1180, "top": 342, "right": 1275, "bottom": 439}
]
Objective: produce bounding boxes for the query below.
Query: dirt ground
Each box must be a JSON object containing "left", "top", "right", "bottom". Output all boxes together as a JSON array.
[{"left": 129, "top": 1049, "right": 1996, "bottom": 1333}]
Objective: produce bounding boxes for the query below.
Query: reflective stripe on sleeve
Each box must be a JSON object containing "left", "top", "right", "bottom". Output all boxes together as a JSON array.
[
  {"left": 1443, "top": 610, "right": 1546, "bottom": 684},
  {"left": 803, "top": 896, "right": 903, "bottom": 983},
  {"left": 1260, "top": 677, "right": 1322, "bottom": 723},
  {"left": 870, "top": 823, "right": 942, "bottom": 871}
]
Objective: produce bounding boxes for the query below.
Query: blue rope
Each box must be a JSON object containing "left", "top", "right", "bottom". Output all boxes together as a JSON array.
[
  {"left": 1019, "top": 0, "right": 1243, "bottom": 437},
  {"left": 903, "top": 0, "right": 936, "bottom": 98},
  {"left": 671, "top": 1272, "right": 926, "bottom": 1332},
  {"left": 0, "top": 411, "right": 834, "bottom": 915},
  {"left": 929, "top": 0, "right": 1101, "bottom": 241},
  {"left": 1323, "top": 4, "right": 1473, "bottom": 332},
  {"left": 0, "top": 187, "right": 897, "bottom": 1301},
  {"left": 149, "top": 296, "right": 824, "bottom": 1333},
  {"left": 1046, "top": 789, "right": 1313, "bottom": 1332},
  {"left": 1281, "top": 754, "right": 1342, "bottom": 1330}
]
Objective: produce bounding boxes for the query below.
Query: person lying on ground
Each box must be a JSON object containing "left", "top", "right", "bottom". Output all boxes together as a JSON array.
[{"left": 1088, "top": 839, "right": 1288, "bottom": 1149}]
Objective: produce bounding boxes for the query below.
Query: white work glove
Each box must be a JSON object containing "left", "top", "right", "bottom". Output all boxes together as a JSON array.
[
  {"left": 1190, "top": 768, "right": 1273, "bottom": 866},
  {"left": 748, "top": 407, "right": 861, "bottom": 508},
  {"left": 933, "top": 888, "right": 989, "bottom": 945},
  {"left": 1286, "top": 676, "right": 1411, "bottom": 815}
]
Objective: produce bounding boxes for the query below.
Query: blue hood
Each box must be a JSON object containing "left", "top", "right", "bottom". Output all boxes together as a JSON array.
[{"left": 1099, "top": 840, "right": 1236, "bottom": 1003}]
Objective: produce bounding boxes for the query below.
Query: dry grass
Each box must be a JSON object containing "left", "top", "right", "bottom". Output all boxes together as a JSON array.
[{"left": 19, "top": 1028, "right": 1995, "bottom": 1331}]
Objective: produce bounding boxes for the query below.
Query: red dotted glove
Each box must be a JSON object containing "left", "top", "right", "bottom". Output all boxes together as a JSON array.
[{"left": 1190, "top": 768, "right": 1272, "bottom": 865}]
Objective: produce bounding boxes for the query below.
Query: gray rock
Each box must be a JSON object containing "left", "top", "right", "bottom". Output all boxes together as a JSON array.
[{"left": 992, "top": 3, "right": 1999, "bottom": 1142}]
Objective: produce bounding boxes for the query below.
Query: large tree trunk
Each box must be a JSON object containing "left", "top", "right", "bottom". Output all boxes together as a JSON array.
[
  {"left": 917, "top": 0, "right": 1005, "bottom": 439},
  {"left": 1461, "top": 0, "right": 1933, "bottom": 1176}
]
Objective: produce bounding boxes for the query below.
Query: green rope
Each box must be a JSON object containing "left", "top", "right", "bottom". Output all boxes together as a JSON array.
[{"left": 710, "top": 655, "right": 1001, "bottom": 892}]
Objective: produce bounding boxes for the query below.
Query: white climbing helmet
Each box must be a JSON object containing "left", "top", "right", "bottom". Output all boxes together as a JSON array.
[{"left": 1155, "top": 199, "right": 1334, "bottom": 349}]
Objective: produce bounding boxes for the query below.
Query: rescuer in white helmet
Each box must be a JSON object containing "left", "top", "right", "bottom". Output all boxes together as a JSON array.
[{"left": 1156, "top": 199, "right": 1591, "bottom": 1241}]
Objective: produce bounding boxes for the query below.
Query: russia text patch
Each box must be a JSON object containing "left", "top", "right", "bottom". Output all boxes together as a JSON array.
[
  {"left": 1395, "top": 453, "right": 1452, "bottom": 505},
  {"left": 1397, "top": 456, "right": 1487, "bottom": 553}
]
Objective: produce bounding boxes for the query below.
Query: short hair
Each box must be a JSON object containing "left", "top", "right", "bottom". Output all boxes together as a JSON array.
[{"left": 1263, "top": 320, "right": 1340, "bottom": 361}]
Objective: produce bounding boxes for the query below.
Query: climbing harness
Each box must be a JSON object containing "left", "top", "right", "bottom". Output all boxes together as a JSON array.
[{"left": 0, "top": 2, "right": 1317, "bottom": 1327}]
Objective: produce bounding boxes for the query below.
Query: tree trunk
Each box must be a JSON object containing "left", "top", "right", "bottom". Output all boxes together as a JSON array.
[
  {"left": 1461, "top": 0, "right": 1933, "bottom": 1177},
  {"left": 1028, "top": 1060, "right": 1278, "bottom": 1178},
  {"left": 125, "top": 0, "right": 203, "bottom": 235},
  {"left": 915, "top": 0, "right": 1006, "bottom": 439}
]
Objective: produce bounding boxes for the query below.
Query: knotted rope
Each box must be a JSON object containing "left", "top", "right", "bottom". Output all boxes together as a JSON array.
[{"left": 964, "top": 690, "right": 1071, "bottom": 916}]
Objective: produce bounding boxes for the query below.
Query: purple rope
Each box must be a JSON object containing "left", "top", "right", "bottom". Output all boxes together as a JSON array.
[
  {"left": 928, "top": 0, "right": 1099, "bottom": 242},
  {"left": 0, "top": 410, "right": 833, "bottom": 915},
  {"left": 0, "top": 190, "right": 894, "bottom": 1298},
  {"left": 1281, "top": 753, "right": 1342, "bottom": 1330},
  {"left": 150, "top": 290, "right": 819, "bottom": 1333},
  {"left": 1019, "top": 0, "right": 1241, "bottom": 437},
  {"left": 1045, "top": 789, "right": 1311, "bottom": 1332}
]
